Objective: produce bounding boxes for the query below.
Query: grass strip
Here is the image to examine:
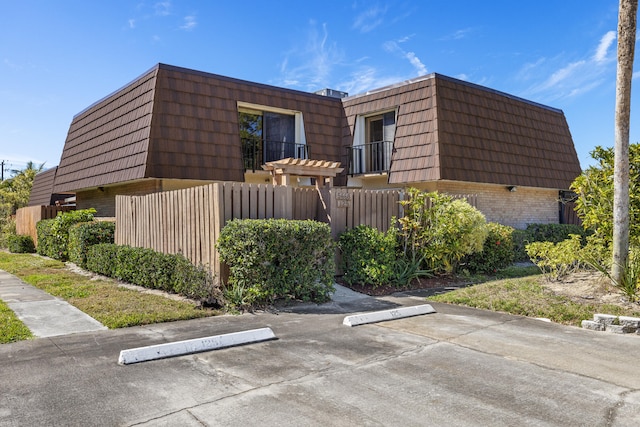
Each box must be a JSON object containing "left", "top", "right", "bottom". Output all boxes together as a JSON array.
[
  {"left": 0, "top": 300, "right": 33, "bottom": 343},
  {"left": 0, "top": 252, "right": 219, "bottom": 332},
  {"left": 430, "top": 275, "right": 640, "bottom": 326}
]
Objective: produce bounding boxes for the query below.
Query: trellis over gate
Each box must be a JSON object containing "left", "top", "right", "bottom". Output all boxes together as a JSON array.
[{"left": 115, "top": 182, "right": 405, "bottom": 281}]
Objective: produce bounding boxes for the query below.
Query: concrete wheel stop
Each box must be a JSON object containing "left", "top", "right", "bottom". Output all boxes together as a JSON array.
[
  {"left": 118, "top": 327, "right": 277, "bottom": 365},
  {"left": 343, "top": 304, "right": 436, "bottom": 327}
]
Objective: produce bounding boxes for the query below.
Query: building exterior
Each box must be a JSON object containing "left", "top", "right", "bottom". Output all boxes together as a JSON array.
[{"left": 33, "top": 63, "right": 581, "bottom": 228}]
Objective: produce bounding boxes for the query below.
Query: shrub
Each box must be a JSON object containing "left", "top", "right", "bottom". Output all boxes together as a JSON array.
[
  {"left": 7, "top": 235, "right": 35, "bottom": 253},
  {"left": 86, "top": 244, "right": 220, "bottom": 303},
  {"left": 398, "top": 189, "right": 487, "bottom": 273},
  {"left": 217, "top": 219, "right": 335, "bottom": 307},
  {"left": 511, "top": 224, "right": 590, "bottom": 262},
  {"left": 339, "top": 225, "right": 397, "bottom": 287},
  {"left": 464, "top": 223, "right": 514, "bottom": 273},
  {"left": 571, "top": 144, "right": 640, "bottom": 245},
  {"left": 36, "top": 219, "right": 57, "bottom": 258},
  {"left": 86, "top": 243, "right": 119, "bottom": 277},
  {"left": 526, "top": 234, "right": 584, "bottom": 280},
  {"left": 525, "top": 223, "right": 588, "bottom": 244},
  {"left": 512, "top": 229, "right": 531, "bottom": 262},
  {"left": 0, "top": 216, "right": 16, "bottom": 249},
  {"left": 68, "top": 221, "right": 115, "bottom": 268},
  {"left": 36, "top": 209, "right": 96, "bottom": 260}
]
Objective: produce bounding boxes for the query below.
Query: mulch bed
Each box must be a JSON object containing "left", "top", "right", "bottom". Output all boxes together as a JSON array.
[{"left": 337, "top": 275, "right": 464, "bottom": 297}]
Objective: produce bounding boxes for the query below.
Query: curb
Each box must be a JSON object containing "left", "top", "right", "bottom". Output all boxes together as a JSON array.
[
  {"left": 343, "top": 304, "right": 436, "bottom": 327},
  {"left": 118, "top": 327, "right": 277, "bottom": 365}
]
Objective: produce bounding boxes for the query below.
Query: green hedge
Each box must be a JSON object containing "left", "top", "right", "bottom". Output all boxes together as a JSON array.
[
  {"left": 86, "top": 244, "right": 220, "bottom": 303},
  {"left": 7, "top": 235, "right": 35, "bottom": 253},
  {"left": 513, "top": 223, "right": 590, "bottom": 262},
  {"left": 36, "top": 209, "right": 96, "bottom": 261},
  {"left": 217, "top": 219, "right": 335, "bottom": 307},
  {"left": 68, "top": 221, "right": 115, "bottom": 268},
  {"left": 36, "top": 219, "right": 58, "bottom": 259},
  {"left": 338, "top": 225, "right": 397, "bottom": 287},
  {"left": 463, "top": 222, "right": 515, "bottom": 273}
]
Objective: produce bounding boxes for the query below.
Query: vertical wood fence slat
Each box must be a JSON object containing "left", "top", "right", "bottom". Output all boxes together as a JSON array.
[{"left": 113, "top": 183, "right": 467, "bottom": 281}]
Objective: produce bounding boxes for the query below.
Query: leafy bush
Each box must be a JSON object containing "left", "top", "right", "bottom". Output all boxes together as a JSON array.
[
  {"left": 512, "top": 229, "right": 531, "bottom": 262},
  {"left": 217, "top": 219, "right": 335, "bottom": 307},
  {"left": 86, "top": 244, "right": 220, "bottom": 303},
  {"left": 7, "top": 235, "right": 35, "bottom": 253},
  {"left": 526, "top": 234, "right": 584, "bottom": 280},
  {"left": 398, "top": 189, "right": 487, "bottom": 273},
  {"left": 339, "top": 225, "right": 397, "bottom": 287},
  {"left": 524, "top": 223, "right": 588, "bottom": 244},
  {"left": 511, "top": 224, "right": 589, "bottom": 262},
  {"left": 571, "top": 144, "right": 640, "bottom": 245},
  {"left": 86, "top": 243, "right": 119, "bottom": 277},
  {"left": 68, "top": 221, "right": 115, "bottom": 268},
  {"left": 0, "top": 216, "right": 16, "bottom": 249},
  {"left": 464, "top": 223, "right": 514, "bottom": 273},
  {"left": 36, "top": 209, "right": 96, "bottom": 260},
  {"left": 36, "top": 219, "right": 57, "bottom": 258}
]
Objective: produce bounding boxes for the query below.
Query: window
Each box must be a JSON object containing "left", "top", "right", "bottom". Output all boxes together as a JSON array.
[
  {"left": 351, "top": 110, "right": 396, "bottom": 174},
  {"left": 238, "top": 104, "right": 307, "bottom": 171}
]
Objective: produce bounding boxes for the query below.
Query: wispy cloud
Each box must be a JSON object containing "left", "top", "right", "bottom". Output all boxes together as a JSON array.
[
  {"left": 338, "top": 66, "right": 404, "bottom": 94},
  {"left": 593, "top": 30, "right": 616, "bottom": 63},
  {"left": 518, "top": 31, "right": 617, "bottom": 102},
  {"left": 383, "top": 38, "right": 427, "bottom": 76},
  {"left": 128, "top": 19, "right": 135, "bottom": 29},
  {"left": 352, "top": 5, "right": 387, "bottom": 33},
  {"left": 441, "top": 28, "right": 474, "bottom": 41},
  {"left": 154, "top": 1, "right": 171, "bottom": 16},
  {"left": 180, "top": 15, "right": 197, "bottom": 31},
  {"left": 277, "top": 21, "right": 344, "bottom": 90}
]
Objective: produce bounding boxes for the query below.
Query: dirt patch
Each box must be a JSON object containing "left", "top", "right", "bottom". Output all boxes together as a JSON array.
[
  {"left": 539, "top": 270, "right": 638, "bottom": 309},
  {"left": 338, "top": 275, "right": 466, "bottom": 297},
  {"left": 340, "top": 269, "right": 640, "bottom": 312}
]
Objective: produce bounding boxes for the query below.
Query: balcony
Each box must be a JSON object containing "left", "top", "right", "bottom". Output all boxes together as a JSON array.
[
  {"left": 242, "top": 139, "right": 308, "bottom": 171},
  {"left": 348, "top": 140, "right": 393, "bottom": 175}
]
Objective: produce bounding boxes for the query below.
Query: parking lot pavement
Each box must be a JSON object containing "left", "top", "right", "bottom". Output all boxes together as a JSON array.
[{"left": 1, "top": 296, "right": 639, "bottom": 426}]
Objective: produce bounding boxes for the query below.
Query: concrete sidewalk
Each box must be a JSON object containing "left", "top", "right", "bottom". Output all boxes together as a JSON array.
[{"left": 0, "top": 269, "right": 106, "bottom": 337}]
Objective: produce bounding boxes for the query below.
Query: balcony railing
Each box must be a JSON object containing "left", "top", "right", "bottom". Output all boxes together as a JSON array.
[
  {"left": 348, "top": 140, "right": 393, "bottom": 175},
  {"left": 242, "top": 139, "right": 308, "bottom": 171}
]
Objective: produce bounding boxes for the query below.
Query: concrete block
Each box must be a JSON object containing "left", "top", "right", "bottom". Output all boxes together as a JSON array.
[
  {"left": 593, "top": 314, "right": 618, "bottom": 325},
  {"left": 581, "top": 320, "right": 605, "bottom": 331},
  {"left": 605, "top": 324, "right": 635, "bottom": 334},
  {"left": 618, "top": 316, "right": 640, "bottom": 329},
  {"left": 343, "top": 304, "right": 436, "bottom": 327},
  {"left": 118, "top": 327, "right": 277, "bottom": 365}
]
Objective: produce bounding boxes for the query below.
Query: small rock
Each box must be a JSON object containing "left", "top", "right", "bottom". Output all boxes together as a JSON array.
[
  {"left": 581, "top": 320, "right": 605, "bottom": 331},
  {"left": 605, "top": 324, "right": 635, "bottom": 334},
  {"left": 619, "top": 316, "right": 640, "bottom": 329},
  {"left": 594, "top": 314, "right": 618, "bottom": 325}
]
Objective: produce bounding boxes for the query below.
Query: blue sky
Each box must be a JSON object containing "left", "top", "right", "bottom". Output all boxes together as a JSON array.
[{"left": 0, "top": 0, "right": 636, "bottom": 174}]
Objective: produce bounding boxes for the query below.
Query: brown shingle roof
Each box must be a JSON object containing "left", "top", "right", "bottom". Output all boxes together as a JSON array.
[
  {"left": 28, "top": 168, "right": 58, "bottom": 206},
  {"left": 54, "top": 64, "right": 346, "bottom": 192},
  {"left": 341, "top": 74, "right": 581, "bottom": 189},
  {"left": 28, "top": 167, "right": 73, "bottom": 206}
]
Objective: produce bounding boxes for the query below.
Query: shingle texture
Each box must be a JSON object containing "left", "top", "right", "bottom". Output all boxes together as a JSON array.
[
  {"left": 341, "top": 74, "right": 581, "bottom": 189},
  {"left": 53, "top": 65, "right": 580, "bottom": 195},
  {"left": 54, "top": 64, "right": 345, "bottom": 192},
  {"left": 28, "top": 168, "right": 59, "bottom": 206}
]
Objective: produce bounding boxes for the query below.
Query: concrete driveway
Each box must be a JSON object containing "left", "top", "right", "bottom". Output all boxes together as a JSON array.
[{"left": 1, "top": 295, "right": 639, "bottom": 426}]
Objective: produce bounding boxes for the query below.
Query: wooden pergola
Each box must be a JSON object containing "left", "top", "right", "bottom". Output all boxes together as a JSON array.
[{"left": 262, "top": 158, "right": 344, "bottom": 189}]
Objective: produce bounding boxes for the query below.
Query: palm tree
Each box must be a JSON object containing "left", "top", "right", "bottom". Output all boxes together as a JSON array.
[{"left": 612, "top": 0, "right": 638, "bottom": 283}]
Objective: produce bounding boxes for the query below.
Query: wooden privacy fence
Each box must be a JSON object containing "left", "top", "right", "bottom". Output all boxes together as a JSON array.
[
  {"left": 15, "top": 205, "right": 75, "bottom": 247},
  {"left": 115, "top": 182, "right": 404, "bottom": 279}
]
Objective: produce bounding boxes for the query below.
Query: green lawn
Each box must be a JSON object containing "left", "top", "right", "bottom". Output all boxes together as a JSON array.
[
  {"left": 0, "top": 253, "right": 220, "bottom": 339},
  {"left": 430, "top": 274, "right": 640, "bottom": 326}
]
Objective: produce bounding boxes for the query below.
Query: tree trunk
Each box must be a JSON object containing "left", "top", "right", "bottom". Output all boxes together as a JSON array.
[{"left": 612, "top": 0, "right": 638, "bottom": 283}]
